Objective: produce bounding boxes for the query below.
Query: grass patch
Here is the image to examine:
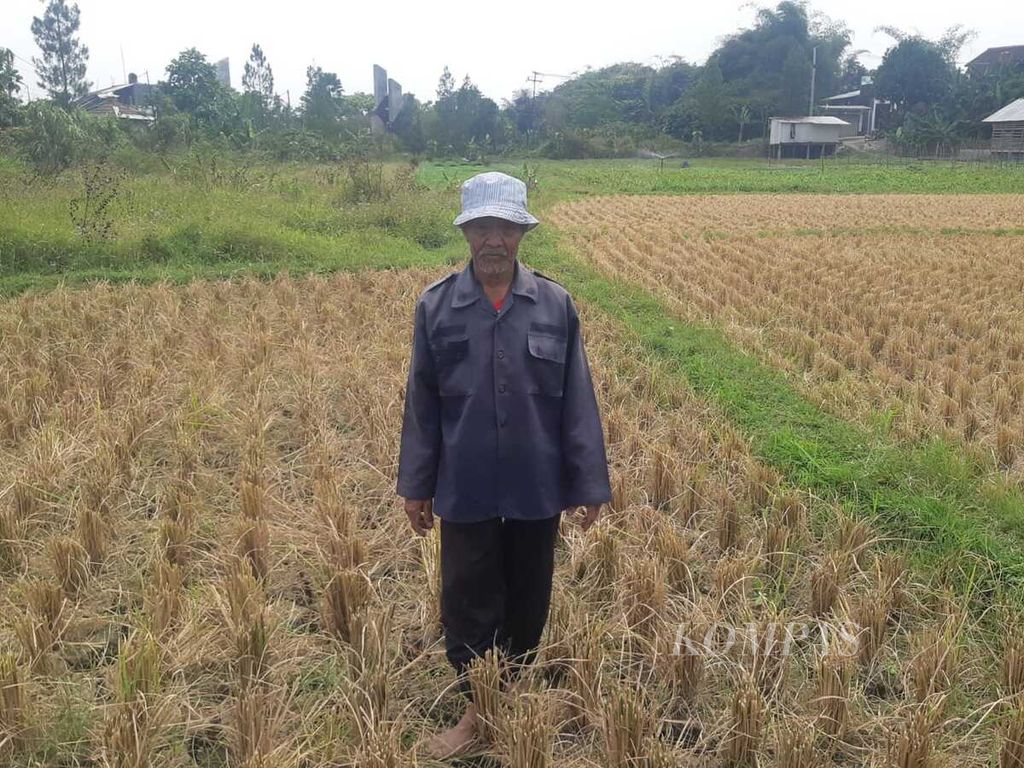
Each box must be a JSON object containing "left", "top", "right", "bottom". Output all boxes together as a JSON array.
[
  {"left": 0, "top": 157, "right": 462, "bottom": 296},
  {"left": 419, "top": 157, "right": 1024, "bottom": 200}
]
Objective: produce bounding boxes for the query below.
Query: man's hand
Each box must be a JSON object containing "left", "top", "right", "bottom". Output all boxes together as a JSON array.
[
  {"left": 404, "top": 498, "right": 434, "bottom": 536},
  {"left": 573, "top": 504, "right": 601, "bottom": 532}
]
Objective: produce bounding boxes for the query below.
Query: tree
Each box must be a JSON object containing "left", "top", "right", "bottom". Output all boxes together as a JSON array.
[
  {"left": 164, "top": 48, "right": 227, "bottom": 127},
  {"left": 31, "top": 0, "right": 90, "bottom": 108},
  {"left": 301, "top": 65, "right": 345, "bottom": 136},
  {"left": 838, "top": 51, "right": 868, "bottom": 92},
  {"left": 898, "top": 109, "right": 967, "bottom": 155},
  {"left": 432, "top": 67, "right": 458, "bottom": 150},
  {"left": 948, "top": 63, "right": 1024, "bottom": 132},
  {"left": 428, "top": 71, "right": 500, "bottom": 154},
  {"left": 780, "top": 47, "right": 810, "bottom": 115},
  {"left": 436, "top": 66, "right": 455, "bottom": 100},
  {"left": 732, "top": 103, "right": 752, "bottom": 142},
  {"left": 16, "top": 101, "right": 85, "bottom": 171},
  {"left": 391, "top": 93, "right": 426, "bottom": 153},
  {"left": 874, "top": 36, "right": 956, "bottom": 116},
  {"left": 541, "top": 63, "right": 653, "bottom": 129},
  {"left": 504, "top": 89, "right": 538, "bottom": 137},
  {"left": 699, "top": 2, "right": 850, "bottom": 133},
  {"left": 242, "top": 43, "right": 274, "bottom": 110},
  {"left": 453, "top": 76, "right": 500, "bottom": 150},
  {"left": 685, "top": 60, "right": 733, "bottom": 140},
  {"left": 875, "top": 24, "right": 976, "bottom": 66},
  {"left": 646, "top": 58, "right": 698, "bottom": 115},
  {"left": 0, "top": 48, "right": 24, "bottom": 127}
]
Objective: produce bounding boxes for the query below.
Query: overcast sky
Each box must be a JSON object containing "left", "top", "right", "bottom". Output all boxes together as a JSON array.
[{"left": 3, "top": 0, "right": 1022, "bottom": 105}]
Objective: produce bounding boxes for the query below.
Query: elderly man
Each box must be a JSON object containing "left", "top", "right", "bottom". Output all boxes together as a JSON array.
[{"left": 397, "top": 171, "right": 611, "bottom": 758}]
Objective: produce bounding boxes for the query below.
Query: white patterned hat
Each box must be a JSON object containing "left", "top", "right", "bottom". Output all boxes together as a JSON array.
[{"left": 452, "top": 171, "right": 540, "bottom": 231}]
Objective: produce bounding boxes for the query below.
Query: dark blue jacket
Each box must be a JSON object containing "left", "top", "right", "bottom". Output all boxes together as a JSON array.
[{"left": 396, "top": 259, "right": 612, "bottom": 522}]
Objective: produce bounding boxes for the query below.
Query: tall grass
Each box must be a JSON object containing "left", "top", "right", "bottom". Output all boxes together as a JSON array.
[{"left": 0, "top": 156, "right": 461, "bottom": 296}]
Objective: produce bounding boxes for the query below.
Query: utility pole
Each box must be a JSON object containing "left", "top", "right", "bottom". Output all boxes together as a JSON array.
[
  {"left": 808, "top": 45, "right": 818, "bottom": 116},
  {"left": 527, "top": 71, "right": 542, "bottom": 100},
  {"left": 528, "top": 70, "right": 572, "bottom": 100},
  {"left": 525, "top": 71, "right": 570, "bottom": 149}
]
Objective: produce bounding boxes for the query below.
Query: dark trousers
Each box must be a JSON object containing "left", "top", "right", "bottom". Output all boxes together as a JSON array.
[{"left": 440, "top": 513, "right": 561, "bottom": 698}]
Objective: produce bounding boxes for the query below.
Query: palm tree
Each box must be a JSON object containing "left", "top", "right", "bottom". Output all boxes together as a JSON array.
[{"left": 732, "top": 103, "right": 752, "bottom": 143}]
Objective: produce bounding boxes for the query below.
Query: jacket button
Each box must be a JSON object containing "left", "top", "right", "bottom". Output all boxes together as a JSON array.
[
  {"left": 498, "top": 384, "right": 506, "bottom": 393},
  {"left": 497, "top": 350, "right": 504, "bottom": 359}
]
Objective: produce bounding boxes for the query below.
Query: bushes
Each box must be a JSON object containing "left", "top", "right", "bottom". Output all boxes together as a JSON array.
[
  {"left": 9, "top": 104, "right": 142, "bottom": 173},
  {"left": 0, "top": 154, "right": 458, "bottom": 290},
  {"left": 535, "top": 125, "right": 685, "bottom": 159},
  {"left": 136, "top": 114, "right": 192, "bottom": 155},
  {"left": 12, "top": 103, "right": 86, "bottom": 172},
  {"left": 261, "top": 129, "right": 337, "bottom": 162}
]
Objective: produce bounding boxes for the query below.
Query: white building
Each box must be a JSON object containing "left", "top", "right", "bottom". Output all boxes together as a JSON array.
[
  {"left": 982, "top": 98, "right": 1024, "bottom": 159},
  {"left": 768, "top": 116, "right": 850, "bottom": 159}
]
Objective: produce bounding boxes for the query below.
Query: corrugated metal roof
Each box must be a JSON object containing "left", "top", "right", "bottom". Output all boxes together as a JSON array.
[
  {"left": 983, "top": 98, "right": 1024, "bottom": 123},
  {"left": 823, "top": 89, "right": 861, "bottom": 102},
  {"left": 770, "top": 116, "right": 850, "bottom": 125},
  {"left": 968, "top": 46, "right": 1024, "bottom": 68}
]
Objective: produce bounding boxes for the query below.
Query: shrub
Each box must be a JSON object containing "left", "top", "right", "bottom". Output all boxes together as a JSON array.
[{"left": 13, "top": 103, "right": 85, "bottom": 173}]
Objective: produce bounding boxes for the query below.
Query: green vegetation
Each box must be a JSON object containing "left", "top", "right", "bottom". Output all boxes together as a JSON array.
[
  {"left": 5, "top": 155, "right": 1023, "bottom": 297},
  {"left": 419, "top": 157, "right": 1024, "bottom": 200},
  {"left": 6, "top": 2, "right": 1023, "bottom": 163},
  {"left": 0, "top": 156, "right": 459, "bottom": 297}
]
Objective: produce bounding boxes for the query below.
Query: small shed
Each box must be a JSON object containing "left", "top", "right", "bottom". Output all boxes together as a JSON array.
[
  {"left": 982, "top": 98, "right": 1024, "bottom": 159},
  {"left": 768, "top": 116, "right": 850, "bottom": 159}
]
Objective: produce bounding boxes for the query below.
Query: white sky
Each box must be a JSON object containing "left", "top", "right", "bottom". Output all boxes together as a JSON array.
[{"left": 3, "top": 0, "right": 1022, "bottom": 105}]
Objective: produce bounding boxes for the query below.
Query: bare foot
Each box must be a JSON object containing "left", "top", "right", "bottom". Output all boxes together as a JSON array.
[{"left": 421, "top": 702, "right": 479, "bottom": 760}]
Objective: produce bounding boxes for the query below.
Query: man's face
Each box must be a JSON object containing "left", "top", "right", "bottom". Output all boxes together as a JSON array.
[{"left": 461, "top": 217, "right": 526, "bottom": 278}]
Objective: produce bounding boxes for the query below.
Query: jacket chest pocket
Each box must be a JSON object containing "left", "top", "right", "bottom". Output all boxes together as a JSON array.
[
  {"left": 430, "top": 335, "right": 473, "bottom": 396},
  {"left": 525, "top": 331, "right": 567, "bottom": 397}
]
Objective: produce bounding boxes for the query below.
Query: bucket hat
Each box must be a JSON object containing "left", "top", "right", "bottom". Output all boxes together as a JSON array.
[{"left": 452, "top": 171, "right": 540, "bottom": 231}]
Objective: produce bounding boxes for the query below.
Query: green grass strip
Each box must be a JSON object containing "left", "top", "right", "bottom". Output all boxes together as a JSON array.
[
  {"left": 525, "top": 225, "right": 1024, "bottom": 590},
  {"left": 0, "top": 231, "right": 461, "bottom": 298},
  {"left": 419, "top": 157, "right": 1024, "bottom": 198}
]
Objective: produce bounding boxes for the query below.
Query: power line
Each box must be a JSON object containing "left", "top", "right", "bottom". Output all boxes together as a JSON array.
[
  {"left": 526, "top": 70, "right": 573, "bottom": 99},
  {"left": 4, "top": 46, "right": 36, "bottom": 69},
  {"left": 3, "top": 46, "right": 37, "bottom": 102}
]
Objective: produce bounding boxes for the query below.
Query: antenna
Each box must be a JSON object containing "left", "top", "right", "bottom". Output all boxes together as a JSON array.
[{"left": 120, "top": 45, "right": 127, "bottom": 83}]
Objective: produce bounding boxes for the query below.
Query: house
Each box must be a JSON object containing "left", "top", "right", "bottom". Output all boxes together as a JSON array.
[
  {"left": 768, "top": 116, "right": 850, "bottom": 159},
  {"left": 819, "top": 78, "right": 892, "bottom": 136},
  {"left": 73, "top": 73, "right": 157, "bottom": 122},
  {"left": 967, "top": 46, "right": 1024, "bottom": 77},
  {"left": 982, "top": 98, "right": 1024, "bottom": 158}
]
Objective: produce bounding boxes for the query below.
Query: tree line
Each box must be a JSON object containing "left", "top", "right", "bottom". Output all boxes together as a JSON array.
[{"left": 2, "top": 0, "right": 1023, "bottom": 166}]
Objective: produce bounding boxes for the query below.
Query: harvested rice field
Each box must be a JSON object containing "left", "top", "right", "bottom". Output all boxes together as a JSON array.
[
  {"left": 551, "top": 195, "right": 1024, "bottom": 470},
  {"left": 2, "top": 269, "right": 1024, "bottom": 767}
]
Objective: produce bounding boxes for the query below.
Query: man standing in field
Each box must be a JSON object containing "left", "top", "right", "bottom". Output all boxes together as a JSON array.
[{"left": 397, "top": 171, "right": 612, "bottom": 758}]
